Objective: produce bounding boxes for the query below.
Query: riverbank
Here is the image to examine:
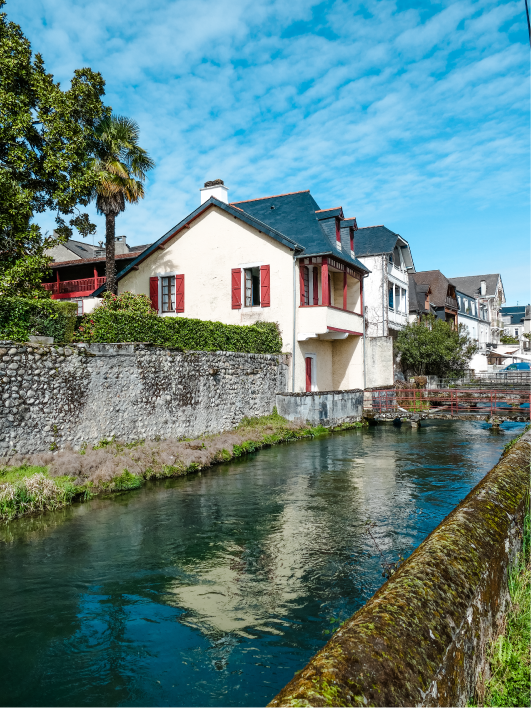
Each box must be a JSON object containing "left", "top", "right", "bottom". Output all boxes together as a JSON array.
[{"left": 0, "top": 410, "right": 365, "bottom": 522}]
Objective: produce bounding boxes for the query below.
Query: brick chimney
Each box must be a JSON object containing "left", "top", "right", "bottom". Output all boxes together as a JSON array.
[{"left": 200, "top": 179, "right": 229, "bottom": 205}]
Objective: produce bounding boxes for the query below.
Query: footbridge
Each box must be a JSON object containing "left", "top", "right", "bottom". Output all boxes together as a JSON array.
[{"left": 364, "top": 387, "right": 530, "bottom": 427}]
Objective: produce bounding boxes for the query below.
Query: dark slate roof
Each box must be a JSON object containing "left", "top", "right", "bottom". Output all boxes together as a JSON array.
[
  {"left": 500, "top": 305, "right": 527, "bottom": 325},
  {"left": 408, "top": 275, "right": 434, "bottom": 314},
  {"left": 411, "top": 270, "right": 454, "bottom": 308},
  {"left": 354, "top": 225, "right": 402, "bottom": 257},
  {"left": 93, "top": 197, "right": 304, "bottom": 296},
  {"left": 448, "top": 274, "right": 500, "bottom": 298},
  {"left": 316, "top": 207, "right": 344, "bottom": 219},
  {"left": 50, "top": 252, "right": 144, "bottom": 269},
  {"left": 231, "top": 191, "right": 369, "bottom": 272},
  {"left": 61, "top": 239, "right": 98, "bottom": 259}
]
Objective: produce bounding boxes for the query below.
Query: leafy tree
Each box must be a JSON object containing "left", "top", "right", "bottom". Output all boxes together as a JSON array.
[
  {"left": 0, "top": 1, "right": 109, "bottom": 296},
  {"left": 500, "top": 334, "right": 519, "bottom": 344},
  {"left": 90, "top": 115, "right": 155, "bottom": 294},
  {"left": 396, "top": 315, "right": 478, "bottom": 378}
]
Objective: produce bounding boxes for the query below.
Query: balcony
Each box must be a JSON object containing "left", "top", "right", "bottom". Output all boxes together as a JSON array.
[
  {"left": 388, "top": 308, "right": 408, "bottom": 330},
  {"left": 43, "top": 277, "right": 105, "bottom": 298},
  {"left": 387, "top": 262, "right": 408, "bottom": 283},
  {"left": 445, "top": 296, "right": 458, "bottom": 310},
  {"left": 297, "top": 306, "right": 363, "bottom": 341}
]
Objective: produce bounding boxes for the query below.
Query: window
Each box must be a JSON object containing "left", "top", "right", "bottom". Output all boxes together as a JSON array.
[
  {"left": 388, "top": 285, "right": 394, "bottom": 309},
  {"left": 349, "top": 227, "right": 354, "bottom": 256},
  {"left": 244, "top": 267, "right": 260, "bottom": 307},
  {"left": 395, "top": 285, "right": 401, "bottom": 312},
  {"left": 161, "top": 276, "right": 175, "bottom": 312},
  {"left": 73, "top": 300, "right": 83, "bottom": 316},
  {"left": 402, "top": 288, "right": 406, "bottom": 313},
  {"left": 300, "top": 266, "right": 309, "bottom": 306},
  {"left": 515, "top": 329, "right": 519, "bottom": 337}
]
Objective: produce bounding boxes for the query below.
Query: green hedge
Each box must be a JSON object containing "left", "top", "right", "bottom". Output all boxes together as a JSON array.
[
  {"left": 75, "top": 293, "right": 282, "bottom": 353},
  {"left": 0, "top": 298, "right": 78, "bottom": 343}
]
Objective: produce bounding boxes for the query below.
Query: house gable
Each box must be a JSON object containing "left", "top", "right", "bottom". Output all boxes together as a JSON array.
[
  {"left": 117, "top": 204, "right": 297, "bottom": 326},
  {"left": 94, "top": 197, "right": 302, "bottom": 297}
]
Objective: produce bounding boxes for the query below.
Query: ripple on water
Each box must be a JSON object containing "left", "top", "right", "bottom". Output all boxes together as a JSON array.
[{"left": 0, "top": 419, "right": 525, "bottom": 707}]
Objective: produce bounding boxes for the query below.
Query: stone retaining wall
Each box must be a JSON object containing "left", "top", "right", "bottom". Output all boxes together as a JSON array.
[
  {"left": 0, "top": 341, "right": 289, "bottom": 455},
  {"left": 269, "top": 429, "right": 531, "bottom": 707},
  {"left": 276, "top": 390, "right": 363, "bottom": 426}
]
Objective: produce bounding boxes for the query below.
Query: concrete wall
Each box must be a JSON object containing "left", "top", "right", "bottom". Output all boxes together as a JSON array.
[
  {"left": 365, "top": 336, "right": 394, "bottom": 388},
  {"left": 0, "top": 341, "right": 288, "bottom": 456},
  {"left": 269, "top": 429, "right": 531, "bottom": 708},
  {"left": 276, "top": 390, "right": 363, "bottom": 426}
]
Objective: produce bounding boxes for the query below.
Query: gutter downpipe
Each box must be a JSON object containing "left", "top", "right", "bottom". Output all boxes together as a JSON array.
[
  {"left": 363, "top": 300, "right": 367, "bottom": 391},
  {"left": 292, "top": 255, "right": 297, "bottom": 392}
]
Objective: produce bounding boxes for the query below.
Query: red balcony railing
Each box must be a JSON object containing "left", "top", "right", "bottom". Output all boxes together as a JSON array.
[{"left": 43, "top": 277, "right": 105, "bottom": 295}]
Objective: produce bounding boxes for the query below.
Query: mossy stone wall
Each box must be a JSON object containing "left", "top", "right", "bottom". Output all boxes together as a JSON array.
[
  {"left": 0, "top": 341, "right": 289, "bottom": 455},
  {"left": 269, "top": 430, "right": 531, "bottom": 707}
]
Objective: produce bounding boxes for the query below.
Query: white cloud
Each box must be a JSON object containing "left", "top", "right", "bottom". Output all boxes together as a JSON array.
[{"left": 6, "top": 0, "right": 529, "bottom": 302}]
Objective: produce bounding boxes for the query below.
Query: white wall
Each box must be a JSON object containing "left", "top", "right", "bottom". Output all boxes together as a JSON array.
[
  {"left": 358, "top": 255, "right": 387, "bottom": 337},
  {"left": 365, "top": 336, "right": 394, "bottom": 388},
  {"left": 119, "top": 205, "right": 295, "bottom": 348}
]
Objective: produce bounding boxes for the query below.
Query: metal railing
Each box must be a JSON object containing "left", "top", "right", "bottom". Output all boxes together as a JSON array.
[
  {"left": 43, "top": 277, "right": 105, "bottom": 294},
  {"left": 371, "top": 388, "right": 530, "bottom": 418}
]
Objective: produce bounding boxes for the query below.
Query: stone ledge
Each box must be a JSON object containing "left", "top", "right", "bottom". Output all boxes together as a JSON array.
[{"left": 268, "top": 429, "right": 531, "bottom": 707}]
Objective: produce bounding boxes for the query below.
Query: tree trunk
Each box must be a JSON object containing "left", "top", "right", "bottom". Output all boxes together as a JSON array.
[{"left": 105, "top": 212, "right": 117, "bottom": 295}]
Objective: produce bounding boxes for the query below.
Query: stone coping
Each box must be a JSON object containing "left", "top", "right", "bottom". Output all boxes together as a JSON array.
[{"left": 268, "top": 429, "right": 531, "bottom": 707}]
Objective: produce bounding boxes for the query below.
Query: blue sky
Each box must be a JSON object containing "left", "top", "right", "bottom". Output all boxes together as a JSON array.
[{"left": 8, "top": 0, "right": 530, "bottom": 303}]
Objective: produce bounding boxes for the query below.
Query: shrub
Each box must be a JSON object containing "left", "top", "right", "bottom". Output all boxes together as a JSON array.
[
  {"left": 75, "top": 292, "right": 282, "bottom": 353},
  {"left": 0, "top": 297, "right": 78, "bottom": 343}
]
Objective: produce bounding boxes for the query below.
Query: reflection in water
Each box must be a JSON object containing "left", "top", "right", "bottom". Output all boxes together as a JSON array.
[{"left": 0, "top": 420, "right": 524, "bottom": 707}]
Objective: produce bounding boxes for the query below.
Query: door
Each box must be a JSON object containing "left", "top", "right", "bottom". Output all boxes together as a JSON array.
[{"left": 305, "top": 356, "right": 312, "bottom": 392}]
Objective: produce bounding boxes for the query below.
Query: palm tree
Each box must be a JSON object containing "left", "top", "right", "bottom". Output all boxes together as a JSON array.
[{"left": 91, "top": 115, "right": 155, "bottom": 294}]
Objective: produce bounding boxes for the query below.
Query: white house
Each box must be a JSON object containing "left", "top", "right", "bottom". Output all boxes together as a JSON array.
[
  {"left": 449, "top": 274, "right": 506, "bottom": 345},
  {"left": 95, "top": 182, "right": 378, "bottom": 393}
]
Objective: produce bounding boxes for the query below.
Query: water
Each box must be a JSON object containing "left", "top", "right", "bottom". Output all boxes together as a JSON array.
[{"left": 0, "top": 420, "right": 525, "bottom": 707}]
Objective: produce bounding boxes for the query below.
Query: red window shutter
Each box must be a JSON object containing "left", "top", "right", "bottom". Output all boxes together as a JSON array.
[
  {"left": 231, "top": 268, "right": 242, "bottom": 309},
  {"left": 305, "top": 357, "right": 312, "bottom": 392},
  {"left": 260, "top": 265, "right": 270, "bottom": 307},
  {"left": 312, "top": 268, "right": 319, "bottom": 305},
  {"left": 149, "top": 277, "right": 159, "bottom": 311},
  {"left": 175, "top": 274, "right": 184, "bottom": 313}
]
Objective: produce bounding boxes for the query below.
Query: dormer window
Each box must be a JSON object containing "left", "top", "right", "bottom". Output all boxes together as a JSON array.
[{"left": 350, "top": 227, "right": 354, "bottom": 257}]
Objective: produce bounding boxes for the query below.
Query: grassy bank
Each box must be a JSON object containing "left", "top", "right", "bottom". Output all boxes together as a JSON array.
[
  {"left": 470, "top": 511, "right": 530, "bottom": 708},
  {"left": 0, "top": 411, "right": 365, "bottom": 522}
]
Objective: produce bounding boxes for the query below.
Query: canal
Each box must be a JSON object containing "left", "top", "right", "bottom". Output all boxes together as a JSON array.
[{"left": 0, "top": 420, "right": 525, "bottom": 707}]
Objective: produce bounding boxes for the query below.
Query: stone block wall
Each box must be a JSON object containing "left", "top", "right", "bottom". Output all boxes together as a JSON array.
[
  {"left": 276, "top": 390, "right": 363, "bottom": 426},
  {"left": 269, "top": 429, "right": 531, "bottom": 708},
  {"left": 0, "top": 342, "right": 289, "bottom": 455}
]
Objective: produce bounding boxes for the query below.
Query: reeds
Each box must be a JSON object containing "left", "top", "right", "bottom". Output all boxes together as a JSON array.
[{"left": 0, "top": 473, "right": 77, "bottom": 521}]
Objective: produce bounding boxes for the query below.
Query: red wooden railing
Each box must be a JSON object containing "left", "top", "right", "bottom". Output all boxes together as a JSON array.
[
  {"left": 43, "top": 277, "right": 105, "bottom": 294},
  {"left": 370, "top": 388, "right": 531, "bottom": 419}
]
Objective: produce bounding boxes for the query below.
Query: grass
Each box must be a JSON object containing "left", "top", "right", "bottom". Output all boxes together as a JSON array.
[
  {"left": 502, "top": 423, "right": 531, "bottom": 458},
  {"left": 0, "top": 410, "right": 366, "bottom": 522},
  {"left": 470, "top": 511, "right": 530, "bottom": 707}
]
